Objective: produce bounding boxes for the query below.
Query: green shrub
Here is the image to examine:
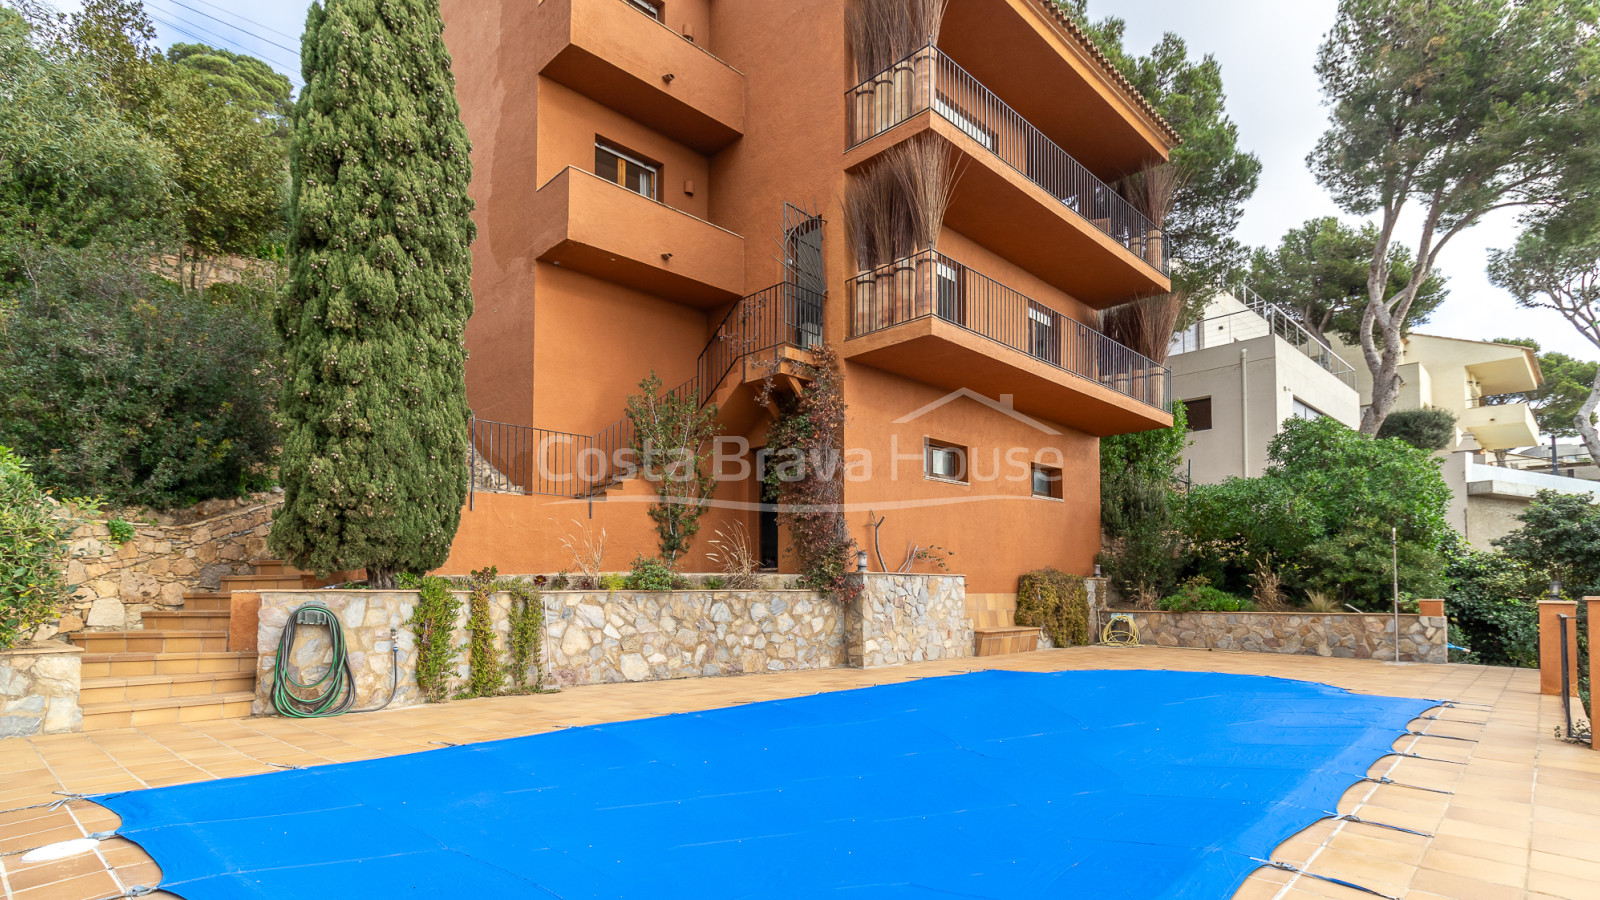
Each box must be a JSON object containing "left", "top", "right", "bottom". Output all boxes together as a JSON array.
[
  {"left": 600, "top": 573, "right": 628, "bottom": 592},
  {"left": 0, "top": 252, "right": 280, "bottom": 508},
  {"left": 501, "top": 577, "right": 546, "bottom": 692},
  {"left": 1098, "top": 400, "right": 1188, "bottom": 599},
  {"left": 1015, "top": 568, "right": 1091, "bottom": 647},
  {"left": 1443, "top": 540, "right": 1540, "bottom": 667},
  {"left": 106, "top": 518, "right": 135, "bottom": 545},
  {"left": 624, "top": 555, "right": 687, "bottom": 592},
  {"left": 459, "top": 567, "right": 503, "bottom": 699},
  {"left": 1377, "top": 407, "right": 1458, "bottom": 451},
  {"left": 702, "top": 575, "right": 727, "bottom": 590},
  {"left": 1159, "top": 577, "right": 1255, "bottom": 613},
  {"left": 0, "top": 447, "right": 72, "bottom": 649}
]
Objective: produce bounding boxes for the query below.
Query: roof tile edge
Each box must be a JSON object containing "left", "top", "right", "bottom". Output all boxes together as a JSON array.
[{"left": 1030, "top": 0, "right": 1183, "bottom": 147}]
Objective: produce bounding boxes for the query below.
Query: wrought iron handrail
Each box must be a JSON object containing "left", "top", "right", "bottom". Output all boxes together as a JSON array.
[
  {"left": 845, "top": 44, "right": 1169, "bottom": 276},
  {"left": 470, "top": 282, "right": 823, "bottom": 499},
  {"left": 845, "top": 249, "right": 1172, "bottom": 412}
]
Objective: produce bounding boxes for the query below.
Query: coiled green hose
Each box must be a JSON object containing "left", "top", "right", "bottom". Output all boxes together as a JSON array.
[{"left": 271, "top": 602, "right": 397, "bottom": 717}]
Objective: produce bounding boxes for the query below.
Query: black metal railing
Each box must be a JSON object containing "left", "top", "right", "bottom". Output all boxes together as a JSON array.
[
  {"left": 847, "top": 249, "right": 1172, "bottom": 412},
  {"left": 469, "top": 282, "right": 824, "bottom": 500},
  {"left": 1559, "top": 612, "right": 1593, "bottom": 745},
  {"left": 846, "top": 44, "right": 1169, "bottom": 276}
]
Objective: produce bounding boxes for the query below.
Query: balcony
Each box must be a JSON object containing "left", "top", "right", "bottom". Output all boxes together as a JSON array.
[
  {"left": 530, "top": 167, "right": 745, "bottom": 306},
  {"left": 532, "top": 0, "right": 743, "bottom": 153},
  {"left": 1169, "top": 290, "right": 1359, "bottom": 389},
  {"left": 841, "top": 250, "right": 1172, "bottom": 436},
  {"left": 1461, "top": 399, "right": 1540, "bottom": 451},
  {"left": 844, "top": 46, "right": 1169, "bottom": 307}
]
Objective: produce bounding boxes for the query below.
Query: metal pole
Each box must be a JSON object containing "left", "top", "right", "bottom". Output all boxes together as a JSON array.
[
  {"left": 1552, "top": 434, "right": 1560, "bottom": 477},
  {"left": 1392, "top": 526, "right": 1400, "bottom": 663}
]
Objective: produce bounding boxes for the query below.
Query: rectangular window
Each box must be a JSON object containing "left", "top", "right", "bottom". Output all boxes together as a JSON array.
[
  {"left": 623, "top": 0, "right": 662, "bottom": 20},
  {"left": 595, "top": 141, "right": 658, "bottom": 200},
  {"left": 1291, "top": 397, "right": 1324, "bottom": 421},
  {"left": 924, "top": 439, "right": 968, "bottom": 484},
  {"left": 1027, "top": 302, "right": 1059, "bottom": 365},
  {"left": 935, "top": 260, "right": 965, "bottom": 325},
  {"left": 1185, "top": 397, "right": 1213, "bottom": 431},
  {"left": 1031, "top": 464, "right": 1063, "bottom": 500},
  {"left": 934, "top": 93, "right": 996, "bottom": 150}
]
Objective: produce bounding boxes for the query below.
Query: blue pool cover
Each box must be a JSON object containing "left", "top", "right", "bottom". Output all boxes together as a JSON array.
[{"left": 94, "top": 669, "right": 1437, "bottom": 899}]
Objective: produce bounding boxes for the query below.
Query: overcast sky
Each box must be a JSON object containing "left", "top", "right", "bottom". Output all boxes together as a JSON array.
[{"left": 52, "top": 0, "right": 1596, "bottom": 362}]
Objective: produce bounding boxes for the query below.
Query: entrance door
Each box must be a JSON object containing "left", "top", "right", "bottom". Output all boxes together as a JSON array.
[{"left": 755, "top": 448, "right": 780, "bottom": 570}]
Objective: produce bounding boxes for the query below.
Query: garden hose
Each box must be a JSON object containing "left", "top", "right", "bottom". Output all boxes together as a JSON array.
[
  {"left": 271, "top": 602, "right": 398, "bottom": 718},
  {"left": 1101, "top": 613, "right": 1141, "bottom": 648}
]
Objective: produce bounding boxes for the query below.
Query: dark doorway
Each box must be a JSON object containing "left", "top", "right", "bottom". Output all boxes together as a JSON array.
[{"left": 755, "top": 448, "right": 780, "bottom": 570}]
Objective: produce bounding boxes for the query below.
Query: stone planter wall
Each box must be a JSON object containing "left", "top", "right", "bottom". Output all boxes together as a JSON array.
[
  {"left": 545, "top": 590, "right": 843, "bottom": 687},
  {"left": 252, "top": 575, "right": 969, "bottom": 715},
  {"left": 52, "top": 492, "right": 282, "bottom": 637},
  {"left": 0, "top": 643, "right": 83, "bottom": 738},
  {"left": 1106, "top": 609, "right": 1448, "bottom": 663},
  {"left": 847, "top": 574, "right": 972, "bottom": 668}
]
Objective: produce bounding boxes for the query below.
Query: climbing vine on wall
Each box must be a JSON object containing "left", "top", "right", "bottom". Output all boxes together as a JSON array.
[
  {"left": 502, "top": 577, "right": 547, "bottom": 693},
  {"left": 460, "top": 567, "right": 504, "bottom": 699},
  {"left": 759, "top": 346, "right": 860, "bottom": 603},
  {"left": 1015, "top": 568, "right": 1090, "bottom": 648},
  {"left": 410, "top": 576, "right": 461, "bottom": 703}
]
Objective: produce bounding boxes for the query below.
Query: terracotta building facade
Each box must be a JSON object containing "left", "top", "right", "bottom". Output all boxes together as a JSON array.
[{"left": 435, "top": 0, "right": 1177, "bottom": 617}]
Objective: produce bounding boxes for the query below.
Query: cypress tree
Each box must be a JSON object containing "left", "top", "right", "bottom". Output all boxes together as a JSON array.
[{"left": 272, "top": 0, "right": 475, "bottom": 588}]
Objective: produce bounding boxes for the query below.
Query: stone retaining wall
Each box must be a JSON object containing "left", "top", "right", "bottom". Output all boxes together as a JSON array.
[
  {"left": 1107, "top": 610, "right": 1448, "bottom": 663},
  {"left": 545, "top": 590, "right": 843, "bottom": 687},
  {"left": 252, "top": 575, "right": 964, "bottom": 714},
  {"left": 52, "top": 492, "right": 281, "bottom": 636},
  {"left": 0, "top": 643, "right": 83, "bottom": 738},
  {"left": 847, "top": 575, "right": 971, "bottom": 667}
]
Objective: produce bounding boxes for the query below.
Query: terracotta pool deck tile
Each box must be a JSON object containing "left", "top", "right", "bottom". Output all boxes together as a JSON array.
[{"left": 0, "top": 648, "right": 1591, "bottom": 900}]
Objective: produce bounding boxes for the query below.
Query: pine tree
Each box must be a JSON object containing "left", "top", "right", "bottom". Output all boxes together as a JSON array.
[{"left": 271, "top": 0, "right": 475, "bottom": 588}]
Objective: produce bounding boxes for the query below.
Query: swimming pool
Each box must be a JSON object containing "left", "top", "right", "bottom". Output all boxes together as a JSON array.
[{"left": 94, "top": 669, "right": 1436, "bottom": 898}]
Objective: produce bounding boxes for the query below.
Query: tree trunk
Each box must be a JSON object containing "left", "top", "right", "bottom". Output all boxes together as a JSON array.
[
  {"left": 368, "top": 566, "right": 398, "bottom": 590},
  {"left": 1573, "top": 368, "right": 1600, "bottom": 470}
]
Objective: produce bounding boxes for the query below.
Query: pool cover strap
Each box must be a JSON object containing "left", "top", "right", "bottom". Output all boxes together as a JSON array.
[{"left": 92, "top": 669, "right": 1437, "bottom": 899}]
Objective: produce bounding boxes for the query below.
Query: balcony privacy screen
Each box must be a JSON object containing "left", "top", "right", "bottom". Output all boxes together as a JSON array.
[{"left": 93, "top": 669, "right": 1437, "bottom": 899}]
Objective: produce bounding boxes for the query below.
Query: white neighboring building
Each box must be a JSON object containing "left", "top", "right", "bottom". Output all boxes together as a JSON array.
[{"left": 1168, "top": 290, "right": 1362, "bottom": 484}]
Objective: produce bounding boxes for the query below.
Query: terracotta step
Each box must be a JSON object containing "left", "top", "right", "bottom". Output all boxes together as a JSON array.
[
  {"left": 80, "top": 691, "right": 256, "bottom": 731},
  {"left": 974, "top": 626, "right": 1041, "bottom": 657},
  {"left": 70, "top": 630, "right": 230, "bottom": 655},
  {"left": 141, "top": 610, "right": 232, "bottom": 631},
  {"left": 252, "top": 559, "right": 292, "bottom": 577},
  {"left": 222, "top": 573, "right": 310, "bottom": 592},
  {"left": 80, "top": 650, "right": 257, "bottom": 679},
  {"left": 181, "top": 592, "right": 232, "bottom": 612},
  {"left": 79, "top": 671, "right": 256, "bottom": 705}
]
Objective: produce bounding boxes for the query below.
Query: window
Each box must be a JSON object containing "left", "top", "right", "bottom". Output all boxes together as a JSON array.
[
  {"left": 1026, "top": 302, "right": 1059, "bottom": 365},
  {"left": 933, "top": 93, "right": 996, "bottom": 150},
  {"left": 1031, "top": 464, "right": 1063, "bottom": 500},
  {"left": 935, "top": 260, "right": 965, "bottom": 324},
  {"left": 1291, "top": 397, "right": 1324, "bottom": 421},
  {"left": 595, "top": 141, "right": 658, "bottom": 200},
  {"left": 1185, "top": 397, "right": 1213, "bottom": 431},
  {"left": 924, "top": 439, "right": 968, "bottom": 483},
  {"left": 623, "top": 0, "right": 662, "bottom": 20}
]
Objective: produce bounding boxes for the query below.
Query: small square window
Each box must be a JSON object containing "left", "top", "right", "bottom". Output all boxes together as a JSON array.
[
  {"left": 595, "top": 140, "right": 659, "bottom": 200},
  {"left": 1185, "top": 397, "right": 1213, "bottom": 431},
  {"left": 1031, "top": 464, "right": 1062, "bottom": 500},
  {"left": 924, "top": 439, "right": 968, "bottom": 483},
  {"left": 623, "top": 0, "right": 662, "bottom": 20}
]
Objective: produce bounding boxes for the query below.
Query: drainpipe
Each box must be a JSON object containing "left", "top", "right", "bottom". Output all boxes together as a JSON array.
[{"left": 1239, "top": 348, "right": 1249, "bottom": 475}]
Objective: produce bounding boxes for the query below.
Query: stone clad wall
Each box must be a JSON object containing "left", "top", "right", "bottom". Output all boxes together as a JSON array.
[
  {"left": 0, "top": 643, "right": 83, "bottom": 737},
  {"left": 545, "top": 590, "right": 843, "bottom": 687},
  {"left": 848, "top": 574, "right": 971, "bottom": 668},
  {"left": 1110, "top": 610, "right": 1448, "bottom": 663},
  {"left": 53, "top": 493, "right": 282, "bottom": 636}
]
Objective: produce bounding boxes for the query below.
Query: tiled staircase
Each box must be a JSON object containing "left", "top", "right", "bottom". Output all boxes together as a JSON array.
[{"left": 71, "top": 560, "right": 319, "bottom": 730}]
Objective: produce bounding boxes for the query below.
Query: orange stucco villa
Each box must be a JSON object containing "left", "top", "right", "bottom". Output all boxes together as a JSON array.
[{"left": 435, "top": 0, "right": 1177, "bottom": 618}]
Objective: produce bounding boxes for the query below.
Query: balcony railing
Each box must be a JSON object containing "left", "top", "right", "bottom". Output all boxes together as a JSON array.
[
  {"left": 847, "top": 249, "right": 1172, "bottom": 412},
  {"left": 1168, "top": 288, "right": 1358, "bottom": 389},
  {"left": 846, "top": 45, "right": 1169, "bottom": 276},
  {"left": 470, "top": 281, "right": 824, "bottom": 499}
]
